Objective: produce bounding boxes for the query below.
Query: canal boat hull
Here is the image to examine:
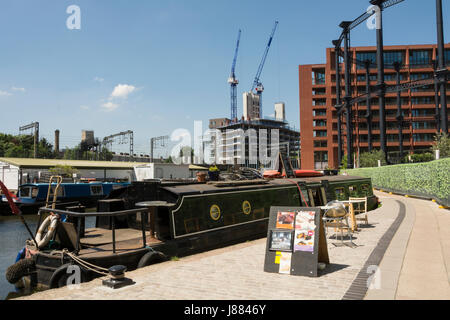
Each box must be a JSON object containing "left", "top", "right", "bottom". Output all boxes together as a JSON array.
[{"left": 7, "top": 175, "right": 378, "bottom": 290}]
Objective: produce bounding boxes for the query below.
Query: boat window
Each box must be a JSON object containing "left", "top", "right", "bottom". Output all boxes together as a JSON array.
[
  {"left": 31, "top": 187, "right": 39, "bottom": 198},
  {"left": 361, "top": 184, "right": 371, "bottom": 196},
  {"left": 334, "top": 187, "right": 346, "bottom": 200},
  {"left": 300, "top": 188, "right": 310, "bottom": 206},
  {"left": 90, "top": 185, "right": 103, "bottom": 196},
  {"left": 349, "top": 185, "right": 359, "bottom": 197},
  {"left": 19, "top": 187, "right": 31, "bottom": 198},
  {"left": 49, "top": 186, "right": 64, "bottom": 197},
  {"left": 310, "top": 188, "right": 323, "bottom": 206}
]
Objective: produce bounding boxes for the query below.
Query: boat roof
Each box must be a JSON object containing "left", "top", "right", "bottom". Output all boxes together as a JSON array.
[
  {"left": 19, "top": 182, "right": 130, "bottom": 187},
  {"left": 161, "top": 175, "right": 370, "bottom": 196}
]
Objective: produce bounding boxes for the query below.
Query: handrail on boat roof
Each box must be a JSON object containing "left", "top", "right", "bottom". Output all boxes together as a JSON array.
[
  {"left": 37, "top": 207, "right": 150, "bottom": 255},
  {"left": 38, "top": 207, "right": 146, "bottom": 217}
]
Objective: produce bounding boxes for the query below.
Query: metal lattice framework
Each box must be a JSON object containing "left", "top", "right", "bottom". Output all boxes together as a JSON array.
[
  {"left": 332, "top": 0, "right": 449, "bottom": 168},
  {"left": 102, "top": 130, "right": 134, "bottom": 159},
  {"left": 19, "top": 122, "right": 39, "bottom": 158}
]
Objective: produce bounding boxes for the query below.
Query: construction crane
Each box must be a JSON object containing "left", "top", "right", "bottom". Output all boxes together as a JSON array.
[
  {"left": 228, "top": 29, "right": 241, "bottom": 123},
  {"left": 250, "top": 21, "right": 278, "bottom": 118}
]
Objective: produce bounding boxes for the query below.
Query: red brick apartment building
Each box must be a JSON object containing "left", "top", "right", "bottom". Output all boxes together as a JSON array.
[{"left": 299, "top": 44, "right": 450, "bottom": 170}]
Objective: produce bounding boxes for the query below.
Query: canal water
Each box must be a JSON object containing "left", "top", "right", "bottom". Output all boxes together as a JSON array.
[{"left": 0, "top": 214, "right": 96, "bottom": 300}]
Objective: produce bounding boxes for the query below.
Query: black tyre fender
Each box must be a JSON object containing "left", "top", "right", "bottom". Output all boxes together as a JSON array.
[
  {"left": 137, "top": 251, "right": 166, "bottom": 268},
  {"left": 5, "top": 258, "right": 35, "bottom": 284},
  {"left": 49, "top": 263, "right": 88, "bottom": 289}
]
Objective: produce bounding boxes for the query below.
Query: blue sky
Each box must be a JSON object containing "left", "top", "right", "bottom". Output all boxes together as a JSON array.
[{"left": 0, "top": 0, "right": 448, "bottom": 156}]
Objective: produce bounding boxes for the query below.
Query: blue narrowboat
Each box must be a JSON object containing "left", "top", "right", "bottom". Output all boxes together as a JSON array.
[{"left": 1, "top": 182, "right": 130, "bottom": 214}]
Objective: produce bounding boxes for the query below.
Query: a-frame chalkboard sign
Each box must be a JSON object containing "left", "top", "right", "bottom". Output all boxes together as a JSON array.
[{"left": 264, "top": 206, "right": 329, "bottom": 277}]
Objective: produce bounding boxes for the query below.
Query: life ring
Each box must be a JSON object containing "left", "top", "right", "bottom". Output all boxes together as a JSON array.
[{"left": 35, "top": 215, "right": 59, "bottom": 249}]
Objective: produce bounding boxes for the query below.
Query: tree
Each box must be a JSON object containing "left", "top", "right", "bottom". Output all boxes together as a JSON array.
[
  {"left": 359, "top": 150, "right": 387, "bottom": 168},
  {"left": 431, "top": 132, "right": 450, "bottom": 158},
  {"left": 49, "top": 165, "right": 79, "bottom": 178}
]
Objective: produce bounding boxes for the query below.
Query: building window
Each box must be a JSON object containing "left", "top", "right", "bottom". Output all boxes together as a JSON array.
[
  {"left": 357, "top": 74, "right": 377, "bottom": 82},
  {"left": 314, "top": 151, "right": 328, "bottom": 170},
  {"left": 413, "top": 134, "right": 434, "bottom": 142},
  {"left": 313, "top": 130, "right": 327, "bottom": 137},
  {"left": 312, "top": 99, "right": 326, "bottom": 106},
  {"left": 313, "top": 120, "right": 327, "bottom": 127},
  {"left": 312, "top": 88, "right": 326, "bottom": 95},
  {"left": 410, "top": 50, "right": 432, "bottom": 68},
  {"left": 384, "top": 51, "right": 405, "bottom": 67},
  {"left": 411, "top": 97, "right": 433, "bottom": 105},
  {"left": 313, "top": 110, "right": 327, "bottom": 117},
  {"left": 412, "top": 121, "right": 435, "bottom": 130},
  {"left": 412, "top": 109, "right": 435, "bottom": 117},
  {"left": 312, "top": 70, "right": 326, "bottom": 85},
  {"left": 356, "top": 52, "right": 376, "bottom": 69},
  {"left": 313, "top": 140, "right": 327, "bottom": 148},
  {"left": 384, "top": 73, "right": 406, "bottom": 81}
]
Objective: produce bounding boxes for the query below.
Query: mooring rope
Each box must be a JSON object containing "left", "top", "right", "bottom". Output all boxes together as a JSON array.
[{"left": 62, "top": 249, "right": 109, "bottom": 276}]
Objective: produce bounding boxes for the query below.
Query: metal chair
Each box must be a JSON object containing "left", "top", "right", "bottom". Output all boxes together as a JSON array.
[
  {"left": 322, "top": 201, "right": 355, "bottom": 247},
  {"left": 349, "top": 197, "right": 368, "bottom": 226}
]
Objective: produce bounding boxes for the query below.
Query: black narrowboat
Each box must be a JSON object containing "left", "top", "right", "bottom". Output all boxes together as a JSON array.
[{"left": 6, "top": 175, "right": 378, "bottom": 290}]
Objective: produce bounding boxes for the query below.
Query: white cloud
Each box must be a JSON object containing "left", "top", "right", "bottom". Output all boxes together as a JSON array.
[
  {"left": 101, "top": 102, "right": 119, "bottom": 111},
  {"left": 110, "top": 84, "right": 136, "bottom": 99},
  {"left": 93, "top": 77, "right": 104, "bottom": 83},
  {"left": 11, "top": 87, "right": 26, "bottom": 92},
  {"left": 0, "top": 90, "right": 12, "bottom": 96}
]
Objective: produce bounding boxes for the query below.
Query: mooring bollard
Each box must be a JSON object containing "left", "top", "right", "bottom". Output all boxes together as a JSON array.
[{"left": 102, "top": 265, "right": 135, "bottom": 289}]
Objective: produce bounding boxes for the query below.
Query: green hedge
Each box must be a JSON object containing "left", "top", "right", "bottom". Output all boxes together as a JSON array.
[{"left": 342, "top": 158, "right": 450, "bottom": 207}]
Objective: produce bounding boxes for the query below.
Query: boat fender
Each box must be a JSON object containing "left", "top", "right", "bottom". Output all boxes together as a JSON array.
[
  {"left": 35, "top": 215, "right": 59, "bottom": 249},
  {"left": 49, "top": 263, "right": 88, "bottom": 289},
  {"left": 5, "top": 258, "right": 35, "bottom": 284},
  {"left": 137, "top": 251, "right": 166, "bottom": 268},
  {"left": 15, "top": 247, "right": 26, "bottom": 263}
]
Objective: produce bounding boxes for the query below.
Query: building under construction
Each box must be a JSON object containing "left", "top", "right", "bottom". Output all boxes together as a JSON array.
[{"left": 208, "top": 102, "right": 300, "bottom": 169}]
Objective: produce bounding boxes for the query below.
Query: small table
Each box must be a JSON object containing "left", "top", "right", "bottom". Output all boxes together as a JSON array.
[
  {"left": 340, "top": 200, "right": 365, "bottom": 232},
  {"left": 135, "top": 201, "right": 173, "bottom": 241}
]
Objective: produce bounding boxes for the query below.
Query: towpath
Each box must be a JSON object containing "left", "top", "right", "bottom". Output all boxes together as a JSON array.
[{"left": 15, "top": 191, "right": 450, "bottom": 300}]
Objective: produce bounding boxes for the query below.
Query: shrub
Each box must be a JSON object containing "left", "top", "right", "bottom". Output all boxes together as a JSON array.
[
  {"left": 405, "top": 152, "right": 434, "bottom": 163},
  {"left": 342, "top": 158, "right": 450, "bottom": 206},
  {"left": 359, "top": 150, "right": 387, "bottom": 168}
]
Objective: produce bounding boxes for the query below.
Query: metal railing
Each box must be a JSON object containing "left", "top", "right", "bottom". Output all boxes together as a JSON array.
[{"left": 38, "top": 207, "right": 149, "bottom": 254}]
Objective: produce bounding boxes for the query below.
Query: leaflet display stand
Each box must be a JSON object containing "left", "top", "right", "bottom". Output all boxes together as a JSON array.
[{"left": 264, "top": 206, "right": 329, "bottom": 277}]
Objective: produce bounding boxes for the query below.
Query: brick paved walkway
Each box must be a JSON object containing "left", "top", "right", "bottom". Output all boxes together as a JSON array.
[
  {"left": 366, "top": 192, "right": 450, "bottom": 300},
  {"left": 18, "top": 191, "right": 405, "bottom": 300}
]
